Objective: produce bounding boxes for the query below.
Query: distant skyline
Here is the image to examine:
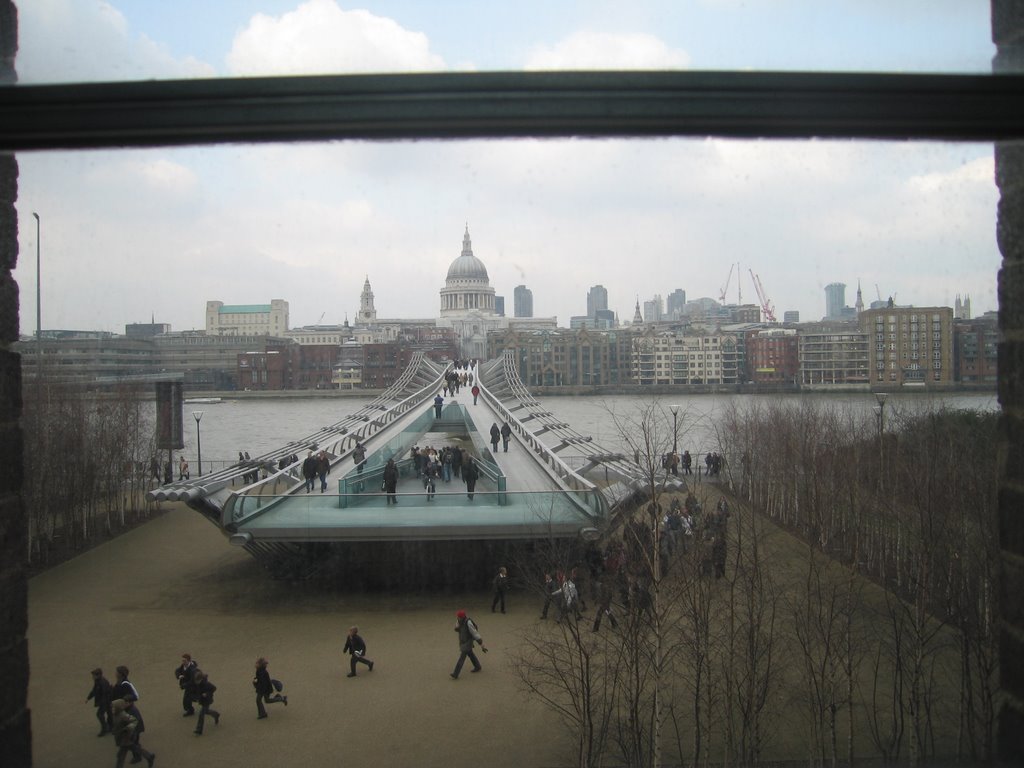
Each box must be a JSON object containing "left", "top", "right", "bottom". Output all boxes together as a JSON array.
[{"left": 13, "top": 1, "right": 1000, "bottom": 335}]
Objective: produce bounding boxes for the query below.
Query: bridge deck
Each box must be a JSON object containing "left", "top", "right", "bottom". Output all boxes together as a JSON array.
[{"left": 231, "top": 388, "right": 597, "bottom": 542}]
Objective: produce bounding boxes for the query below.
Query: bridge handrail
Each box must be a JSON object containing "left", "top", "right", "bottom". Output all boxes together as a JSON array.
[
  {"left": 222, "top": 355, "right": 449, "bottom": 525},
  {"left": 478, "top": 354, "right": 606, "bottom": 520}
]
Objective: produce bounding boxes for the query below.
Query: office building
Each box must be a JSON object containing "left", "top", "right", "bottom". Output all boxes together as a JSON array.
[{"left": 514, "top": 284, "right": 534, "bottom": 318}]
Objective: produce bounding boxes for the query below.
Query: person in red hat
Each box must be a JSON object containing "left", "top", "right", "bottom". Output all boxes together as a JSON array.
[{"left": 450, "top": 610, "right": 486, "bottom": 679}]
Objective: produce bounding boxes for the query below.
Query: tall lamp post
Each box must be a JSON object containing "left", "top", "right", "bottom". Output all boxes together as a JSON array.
[
  {"left": 31, "top": 212, "right": 41, "bottom": 401},
  {"left": 192, "top": 411, "right": 204, "bottom": 476},
  {"left": 670, "top": 404, "right": 680, "bottom": 454}
]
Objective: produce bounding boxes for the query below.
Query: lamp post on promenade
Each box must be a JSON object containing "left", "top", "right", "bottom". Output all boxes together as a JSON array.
[
  {"left": 192, "top": 411, "right": 204, "bottom": 476},
  {"left": 31, "top": 212, "right": 41, "bottom": 401},
  {"left": 670, "top": 404, "right": 680, "bottom": 454}
]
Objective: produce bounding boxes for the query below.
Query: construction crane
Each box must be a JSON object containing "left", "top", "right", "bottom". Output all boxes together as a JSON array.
[
  {"left": 719, "top": 263, "right": 735, "bottom": 304},
  {"left": 749, "top": 269, "right": 777, "bottom": 322},
  {"left": 719, "top": 262, "right": 741, "bottom": 304}
]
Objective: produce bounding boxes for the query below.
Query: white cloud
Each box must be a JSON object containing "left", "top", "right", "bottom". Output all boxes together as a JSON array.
[
  {"left": 226, "top": 0, "right": 445, "bottom": 75},
  {"left": 525, "top": 30, "right": 690, "bottom": 70},
  {"left": 16, "top": 0, "right": 215, "bottom": 83}
]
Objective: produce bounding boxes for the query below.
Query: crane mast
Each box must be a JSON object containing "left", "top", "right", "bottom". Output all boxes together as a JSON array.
[{"left": 749, "top": 269, "right": 777, "bottom": 322}]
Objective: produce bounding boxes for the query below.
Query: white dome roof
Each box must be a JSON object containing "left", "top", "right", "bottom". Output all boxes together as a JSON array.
[
  {"left": 446, "top": 225, "right": 489, "bottom": 282},
  {"left": 446, "top": 253, "right": 489, "bottom": 281}
]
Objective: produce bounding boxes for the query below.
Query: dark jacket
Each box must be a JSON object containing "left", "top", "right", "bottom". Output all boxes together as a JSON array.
[
  {"left": 489, "top": 424, "right": 500, "bottom": 444},
  {"left": 196, "top": 678, "right": 217, "bottom": 706},
  {"left": 253, "top": 665, "right": 273, "bottom": 697},
  {"left": 175, "top": 660, "right": 198, "bottom": 691},
  {"left": 343, "top": 633, "right": 367, "bottom": 657},
  {"left": 87, "top": 675, "right": 112, "bottom": 707},
  {"left": 500, "top": 423, "right": 511, "bottom": 440},
  {"left": 382, "top": 460, "right": 399, "bottom": 492},
  {"left": 462, "top": 460, "right": 479, "bottom": 484},
  {"left": 302, "top": 455, "right": 318, "bottom": 479}
]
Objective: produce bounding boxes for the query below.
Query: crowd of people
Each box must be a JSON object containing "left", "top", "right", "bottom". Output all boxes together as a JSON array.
[{"left": 661, "top": 449, "right": 724, "bottom": 477}]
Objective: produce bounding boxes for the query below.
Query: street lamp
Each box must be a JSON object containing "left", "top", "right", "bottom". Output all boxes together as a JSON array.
[
  {"left": 670, "top": 404, "right": 680, "bottom": 454},
  {"left": 192, "top": 411, "right": 204, "bottom": 476},
  {"left": 31, "top": 212, "right": 41, "bottom": 398}
]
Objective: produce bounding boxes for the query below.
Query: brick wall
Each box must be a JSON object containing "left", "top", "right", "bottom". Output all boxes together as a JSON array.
[
  {"left": 0, "top": 2, "right": 29, "bottom": 766},
  {"left": 994, "top": 0, "right": 1024, "bottom": 762}
]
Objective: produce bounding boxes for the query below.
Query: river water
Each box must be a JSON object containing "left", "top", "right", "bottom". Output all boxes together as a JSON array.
[{"left": 179, "top": 391, "right": 998, "bottom": 474}]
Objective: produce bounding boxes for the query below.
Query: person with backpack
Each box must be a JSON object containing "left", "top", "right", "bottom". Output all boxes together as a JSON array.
[{"left": 450, "top": 610, "right": 487, "bottom": 679}]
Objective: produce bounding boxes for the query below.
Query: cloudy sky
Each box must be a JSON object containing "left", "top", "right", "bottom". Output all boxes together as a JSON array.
[{"left": 12, "top": 1, "right": 999, "bottom": 334}]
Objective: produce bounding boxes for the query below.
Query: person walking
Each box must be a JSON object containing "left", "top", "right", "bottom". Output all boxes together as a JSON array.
[
  {"left": 450, "top": 610, "right": 487, "bottom": 679},
  {"left": 383, "top": 457, "right": 399, "bottom": 505},
  {"left": 489, "top": 423, "right": 500, "bottom": 453},
  {"left": 174, "top": 653, "right": 199, "bottom": 717},
  {"left": 112, "top": 666, "right": 140, "bottom": 704},
  {"left": 192, "top": 671, "right": 220, "bottom": 735},
  {"left": 86, "top": 667, "right": 113, "bottom": 736},
  {"left": 539, "top": 572, "right": 557, "bottom": 620},
  {"left": 302, "top": 450, "right": 318, "bottom": 493},
  {"left": 178, "top": 456, "right": 189, "bottom": 481},
  {"left": 111, "top": 699, "right": 155, "bottom": 768},
  {"left": 353, "top": 442, "right": 367, "bottom": 473},
  {"left": 434, "top": 392, "right": 444, "bottom": 419},
  {"left": 253, "top": 657, "right": 287, "bottom": 719},
  {"left": 317, "top": 450, "right": 330, "bottom": 493},
  {"left": 343, "top": 626, "right": 375, "bottom": 677},
  {"left": 462, "top": 456, "right": 480, "bottom": 501},
  {"left": 500, "top": 422, "right": 512, "bottom": 452},
  {"left": 471, "top": 384, "right": 480, "bottom": 405},
  {"left": 491, "top": 566, "right": 509, "bottom": 614}
]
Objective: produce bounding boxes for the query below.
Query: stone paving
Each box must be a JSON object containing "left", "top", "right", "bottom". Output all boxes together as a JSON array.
[{"left": 28, "top": 505, "right": 569, "bottom": 768}]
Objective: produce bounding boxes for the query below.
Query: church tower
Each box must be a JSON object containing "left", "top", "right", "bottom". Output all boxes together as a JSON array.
[
  {"left": 632, "top": 298, "right": 643, "bottom": 325},
  {"left": 855, "top": 280, "right": 864, "bottom": 315},
  {"left": 358, "top": 275, "right": 377, "bottom": 323}
]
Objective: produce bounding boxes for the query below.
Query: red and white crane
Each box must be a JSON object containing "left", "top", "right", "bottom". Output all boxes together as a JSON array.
[{"left": 749, "top": 269, "right": 777, "bottom": 322}]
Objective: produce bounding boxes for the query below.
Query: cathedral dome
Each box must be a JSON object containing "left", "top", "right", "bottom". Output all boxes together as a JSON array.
[
  {"left": 446, "top": 225, "right": 489, "bottom": 282},
  {"left": 446, "top": 253, "right": 489, "bottom": 281}
]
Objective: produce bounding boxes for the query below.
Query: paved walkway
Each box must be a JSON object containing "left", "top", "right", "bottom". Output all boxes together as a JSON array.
[{"left": 28, "top": 505, "right": 568, "bottom": 768}]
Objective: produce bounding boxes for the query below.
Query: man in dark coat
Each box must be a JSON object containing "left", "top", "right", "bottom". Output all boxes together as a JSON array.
[
  {"left": 342, "top": 626, "right": 375, "bottom": 677},
  {"left": 434, "top": 392, "right": 444, "bottom": 419},
  {"left": 174, "top": 653, "right": 199, "bottom": 717},
  {"left": 383, "top": 458, "right": 399, "bottom": 504},
  {"left": 462, "top": 456, "right": 480, "bottom": 501},
  {"left": 193, "top": 671, "right": 220, "bottom": 735},
  {"left": 87, "top": 667, "right": 113, "bottom": 736},
  {"left": 489, "top": 423, "right": 500, "bottom": 452},
  {"left": 302, "top": 450, "right": 318, "bottom": 493},
  {"left": 500, "top": 422, "right": 512, "bottom": 452},
  {"left": 253, "top": 657, "right": 287, "bottom": 719}
]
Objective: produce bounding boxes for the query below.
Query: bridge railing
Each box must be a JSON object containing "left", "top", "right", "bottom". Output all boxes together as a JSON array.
[
  {"left": 478, "top": 355, "right": 607, "bottom": 521},
  {"left": 222, "top": 355, "right": 449, "bottom": 525}
]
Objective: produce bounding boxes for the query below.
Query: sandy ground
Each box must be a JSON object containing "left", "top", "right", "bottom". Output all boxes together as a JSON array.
[{"left": 28, "top": 505, "right": 569, "bottom": 768}]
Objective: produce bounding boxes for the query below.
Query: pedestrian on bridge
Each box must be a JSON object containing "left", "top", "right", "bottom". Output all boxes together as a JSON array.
[
  {"left": 489, "top": 423, "right": 500, "bottom": 453},
  {"left": 471, "top": 384, "right": 480, "bottom": 405},
  {"left": 500, "top": 422, "right": 512, "bottom": 452},
  {"left": 434, "top": 392, "right": 444, "bottom": 419},
  {"left": 353, "top": 442, "right": 367, "bottom": 473},
  {"left": 463, "top": 456, "right": 480, "bottom": 501},
  {"left": 302, "top": 450, "right": 318, "bottom": 493},
  {"left": 383, "top": 458, "right": 399, "bottom": 504},
  {"left": 317, "top": 450, "right": 330, "bottom": 493}
]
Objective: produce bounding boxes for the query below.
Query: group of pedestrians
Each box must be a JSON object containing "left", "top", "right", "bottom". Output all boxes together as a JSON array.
[
  {"left": 86, "top": 665, "right": 156, "bottom": 767},
  {"left": 488, "top": 422, "right": 512, "bottom": 453},
  {"left": 302, "top": 449, "right": 332, "bottom": 493}
]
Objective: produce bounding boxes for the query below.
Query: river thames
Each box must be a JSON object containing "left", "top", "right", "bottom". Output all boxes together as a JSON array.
[{"left": 181, "top": 390, "right": 998, "bottom": 473}]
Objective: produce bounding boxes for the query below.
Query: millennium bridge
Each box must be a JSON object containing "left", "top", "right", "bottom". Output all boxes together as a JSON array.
[{"left": 149, "top": 352, "right": 678, "bottom": 585}]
